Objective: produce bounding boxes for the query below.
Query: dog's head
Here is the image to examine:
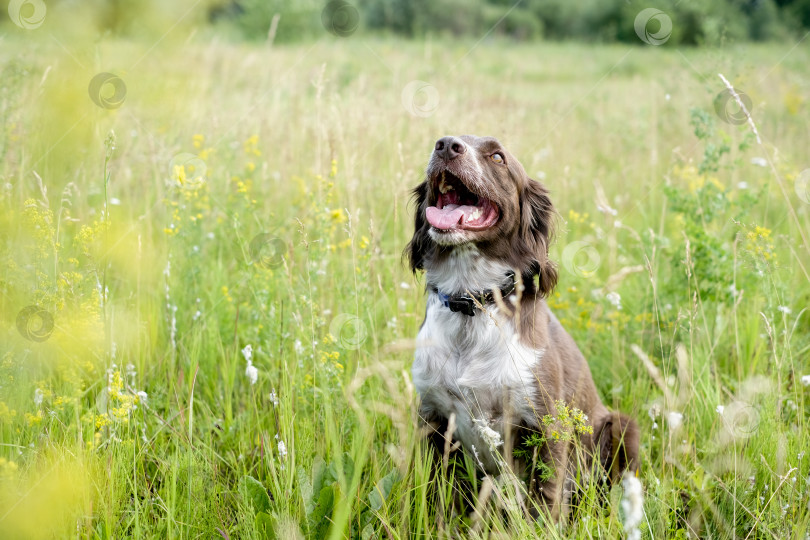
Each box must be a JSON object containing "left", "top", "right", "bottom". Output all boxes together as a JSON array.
[{"left": 405, "top": 135, "right": 557, "bottom": 295}]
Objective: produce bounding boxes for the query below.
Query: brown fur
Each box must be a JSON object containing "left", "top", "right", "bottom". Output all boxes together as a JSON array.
[{"left": 406, "top": 135, "right": 640, "bottom": 520}]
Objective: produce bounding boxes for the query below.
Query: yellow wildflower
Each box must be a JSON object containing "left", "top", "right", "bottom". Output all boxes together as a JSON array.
[{"left": 330, "top": 209, "right": 347, "bottom": 223}]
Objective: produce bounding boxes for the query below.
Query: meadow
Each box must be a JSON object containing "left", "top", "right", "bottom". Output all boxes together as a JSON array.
[{"left": 1, "top": 23, "right": 809, "bottom": 539}]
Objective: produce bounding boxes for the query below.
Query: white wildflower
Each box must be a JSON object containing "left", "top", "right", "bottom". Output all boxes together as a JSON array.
[
  {"left": 137, "top": 390, "right": 148, "bottom": 403},
  {"left": 728, "top": 284, "right": 739, "bottom": 297},
  {"left": 277, "top": 439, "right": 287, "bottom": 460},
  {"left": 245, "top": 363, "right": 258, "bottom": 385},
  {"left": 606, "top": 291, "right": 622, "bottom": 310},
  {"left": 597, "top": 203, "right": 618, "bottom": 216},
  {"left": 737, "top": 181, "right": 749, "bottom": 190},
  {"left": 294, "top": 340, "right": 304, "bottom": 355},
  {"left": 243, "top": 344, "right": 257, "bottom": 385},
  {"left": 621, "top": 473, "right": 644, "bottom": 540},
  {"left": 750, "top": 157, "right": 768, "bottom": 167},
  {"left": 269, "top": 389, "right": 278, "bottom": 406},
  {"left": 667, "top": 411, "right": 683, "bottom": 430},
  {"left": 716, "top": 405, "right": 724, "bottom": 415},
  {"left": 470, "top": 444, "right": 486, "bottom": 470},
  {"left": 801, "top": 375, "right": 810, "bottom": 387},
  {"left": 399, "top": 281, "right": 411, "bottom": 289},
  {"left": 778, "top": 305, "right": 792, "bottom": 315},
  {"left": 473, "top": 418, "right": 503, "bottom": 452},
  {"left": 34, "top": 388, "right": 44, "bottom": 407}
]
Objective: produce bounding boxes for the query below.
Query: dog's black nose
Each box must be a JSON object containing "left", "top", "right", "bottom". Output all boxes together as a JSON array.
[{"left": 434, "top": 136, "right": 466, "bottom": 161}]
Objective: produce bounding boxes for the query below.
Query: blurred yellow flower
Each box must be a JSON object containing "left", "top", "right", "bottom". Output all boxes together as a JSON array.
[
  {"left": 25, "top": 410, "right": 43, "bottom": 426},
  {"left": 330, "top": 209, "right": 347, "bottom": 223},
  {"left": 0, "top": 401, "right": 16, "bottom": 422}
]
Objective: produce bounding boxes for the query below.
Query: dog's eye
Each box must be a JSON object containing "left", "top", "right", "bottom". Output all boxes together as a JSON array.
[{"left": 490, "top": 153, "right": 504, "bottom": 164}]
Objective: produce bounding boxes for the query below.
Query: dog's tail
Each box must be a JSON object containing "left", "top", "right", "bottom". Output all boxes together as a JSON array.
[{"left": 595, "top": 411, "right": 640, "bottom": 484}]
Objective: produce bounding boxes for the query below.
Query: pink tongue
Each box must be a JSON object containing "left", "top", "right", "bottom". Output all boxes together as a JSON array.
[{"left": 426, "top": 204, "right": 476, "bottom": 230}]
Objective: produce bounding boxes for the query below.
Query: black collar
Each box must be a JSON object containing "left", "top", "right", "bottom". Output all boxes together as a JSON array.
[{"left": 430, "top": 272, "right": 518, "bottom": 317}]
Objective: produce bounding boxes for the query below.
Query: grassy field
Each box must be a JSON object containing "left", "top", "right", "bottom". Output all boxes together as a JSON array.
[{"left": 1, "top": 26, "right": 810, "bottom": 539}]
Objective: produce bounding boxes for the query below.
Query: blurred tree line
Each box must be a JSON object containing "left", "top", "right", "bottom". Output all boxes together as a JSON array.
[
  {"left": 209, "top": 0, "right": 810, "bottom": 44},
  {"left": 4, "top": 0, "right": 807, "bottom": 44}
]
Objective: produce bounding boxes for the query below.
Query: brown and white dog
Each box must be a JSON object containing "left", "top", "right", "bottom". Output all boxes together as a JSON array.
[{"left": 405, "top": 135, "right": 639, "bottom": 519}]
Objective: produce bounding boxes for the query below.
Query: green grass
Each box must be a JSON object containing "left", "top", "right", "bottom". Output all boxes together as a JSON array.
[{"left": 1, "top": 28, "right": 809, "bottom": 539}]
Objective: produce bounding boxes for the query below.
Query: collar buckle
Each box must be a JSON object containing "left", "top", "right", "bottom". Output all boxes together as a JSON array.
[{"left": 447, "top": 296, "right": 476, "bottom": 316}]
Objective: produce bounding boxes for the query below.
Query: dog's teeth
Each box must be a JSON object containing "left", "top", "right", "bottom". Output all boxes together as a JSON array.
[{"left": 469, "top": 209, "right": 482, "bottom": 221}]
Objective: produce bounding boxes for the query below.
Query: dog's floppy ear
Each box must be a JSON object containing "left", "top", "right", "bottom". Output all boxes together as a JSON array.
[
  {"left": 516, "top": 178, "right": 558, "bottom": 296},
  {"left": 404, "top": 179, "right": 432, "bottom": 273},
  {"left": 595, "top": 412, "right": 640, "bottom": 484}
]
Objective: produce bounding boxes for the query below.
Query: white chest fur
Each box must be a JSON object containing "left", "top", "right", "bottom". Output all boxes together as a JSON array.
[{"left": 412, "top": 247, "right": 544, "bottom": 472}]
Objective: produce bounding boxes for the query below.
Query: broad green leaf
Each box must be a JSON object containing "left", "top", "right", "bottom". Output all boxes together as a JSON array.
[
  {"left": 368, "top": 470, "right": 400, "bottom": 512},
  {"left": 255, "top": 511, "right": 277, "bottom": 540},
  {"left": 309, "top": 485, "right": 335, "bottom": 539},
  {"left": 241, "top": 475, "right": 272, "bottom": 514}
]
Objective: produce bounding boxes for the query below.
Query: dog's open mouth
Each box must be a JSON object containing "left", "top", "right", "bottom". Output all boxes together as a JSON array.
[{"left": 426, "top": 171, "right": 499, "bottom": 231}]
